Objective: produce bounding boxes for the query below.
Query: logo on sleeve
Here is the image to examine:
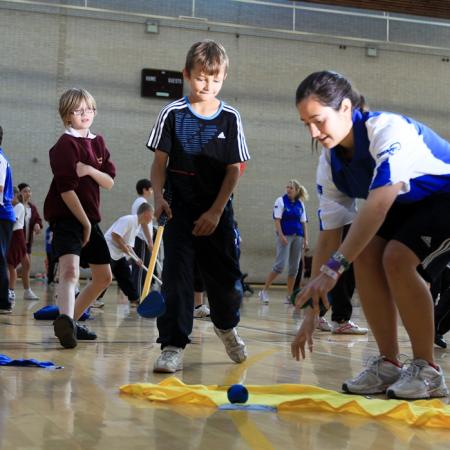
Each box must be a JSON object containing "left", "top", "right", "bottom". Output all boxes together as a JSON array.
[
  {"left": 217, "top": 132, "right": 226, "bottom": 139},
  {"left": 376, "top": 142, "right": 401, "bottom": 159}
]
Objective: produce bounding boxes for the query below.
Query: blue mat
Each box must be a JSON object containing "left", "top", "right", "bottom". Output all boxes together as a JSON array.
[
  {"left": 0, "top": 354, "right": 62, "bottom": 369},
  {"left": 33, "top": 305, "right": 90, "bottom": 321}
]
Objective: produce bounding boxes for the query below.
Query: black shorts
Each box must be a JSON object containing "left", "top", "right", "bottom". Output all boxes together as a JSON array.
[
  {"left": 377, "top": 194, "right": 450, "bottom": 282},
  {"left": 51, "top": 218, "right": 111, "bottom": 268}
]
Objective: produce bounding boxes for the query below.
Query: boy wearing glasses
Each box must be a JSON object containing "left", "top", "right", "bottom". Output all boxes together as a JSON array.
[{"left": 44, "top": 88, "right": 116, "bottom": 348}]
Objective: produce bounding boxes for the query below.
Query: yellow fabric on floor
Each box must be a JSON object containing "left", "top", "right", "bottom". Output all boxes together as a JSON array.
[{"left": 120, "top": 377, "right": 450, "bottom": 429}]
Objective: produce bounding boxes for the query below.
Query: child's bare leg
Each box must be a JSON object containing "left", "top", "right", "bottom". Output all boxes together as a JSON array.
[
  {"left": 8, "top": 266, "right": 16, "bottom": 290},
  {"left": 194, "top": 291, "right": 203, "bottom": 307},
  {"left": 20, "top": 254, "right": 31, "bottom": 289},
  {"left": 74, "top": 264, "right": 111, "bottom": 320},
  {"left": 57, "top": 254, "right": 80, "bottom": 317}
]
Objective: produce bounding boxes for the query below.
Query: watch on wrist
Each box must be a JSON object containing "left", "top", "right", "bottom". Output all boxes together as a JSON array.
[
  {"left": 319, "top": 251, "right": 350, "bottom": 281},
  {"left": 331, "top": 251, "right": 351, "bottom": 271}
]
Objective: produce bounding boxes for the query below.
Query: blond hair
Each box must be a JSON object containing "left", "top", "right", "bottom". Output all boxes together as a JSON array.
[
  {"left": 184, "top": 40, "right": 229, "bottom": 76},
  {"left": 288, "top": 179, "right": 309, "bottom": 202},
  {"left": 59, "top": 88, "right": 97, "bottom": 127}
]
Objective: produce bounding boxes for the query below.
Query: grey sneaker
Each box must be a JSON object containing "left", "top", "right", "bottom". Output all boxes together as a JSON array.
[
  {"left": 153, "top": 346, "right": 184, "bottom": 373},
  {"left": 332, "top": 320, "right": 368, "bottom": 335},
  {"left": 342, "top": 356, "right": 402, "bottom": 395},
  {"left": 214, "top": 326, "right": 247, "bottom": 363},
  {"left": 258, "top": 290, "right": 269, "bottom": 304},
  {"left": 386, "top": 359, "right": 449, "bottom": 400}
]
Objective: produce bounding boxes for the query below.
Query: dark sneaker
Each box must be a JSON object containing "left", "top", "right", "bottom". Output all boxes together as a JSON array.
[
  {"left": 435, "top": 334, "right": 447, "bottom": 349},
  {"left": 53, "top": 314, "right": 77, "bottom": 349},
  {"left": 76, "top": 323, "right": 97, "bottom": 340},
  {"left": 0, "top": 305, "right": 13, "bottom": 315}
]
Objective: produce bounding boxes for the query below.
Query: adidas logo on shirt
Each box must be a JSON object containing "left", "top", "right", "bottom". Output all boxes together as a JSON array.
[
  {"left": 217, "top": 132, "right": 226, "bottom": 139},
  {"left": 421, "top": 236, "right": 432, "bottom": 247}
]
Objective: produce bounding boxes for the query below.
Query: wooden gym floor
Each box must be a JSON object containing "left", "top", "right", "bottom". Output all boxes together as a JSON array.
[{"left": 1, "top": 281, "right": 450, "bottom": 449}]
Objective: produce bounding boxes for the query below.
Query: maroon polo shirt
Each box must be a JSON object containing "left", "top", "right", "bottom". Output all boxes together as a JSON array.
[{"left": 44, "top": 132, "right": 116, "bottom": 223}]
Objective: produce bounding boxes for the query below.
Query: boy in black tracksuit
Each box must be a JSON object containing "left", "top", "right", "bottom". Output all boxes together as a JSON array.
[{"left": 147, "top": 40, "right": 250, "bottom": 373}]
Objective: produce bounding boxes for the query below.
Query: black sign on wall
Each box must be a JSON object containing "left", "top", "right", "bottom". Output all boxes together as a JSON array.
[{"left": 141, "top": 69, "right": 184, "bottom": 99}]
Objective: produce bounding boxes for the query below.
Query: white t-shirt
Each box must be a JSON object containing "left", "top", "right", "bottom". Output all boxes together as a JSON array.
[
  {"left": 24, "top": 204, "right": 32, "bottom": 242},
  {"left": 104, "top": 215, "right": 140, "bottom": 260},
  {"left": 13, "top": 203, "right": 25, "bottom": 231},
  {"left": 131, "top": 196, "right": 148, "bottom": 243}
]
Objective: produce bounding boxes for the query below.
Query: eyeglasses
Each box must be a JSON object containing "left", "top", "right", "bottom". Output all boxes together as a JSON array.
[{"left": 71, "top": 108, "right": 96, "bottom": 116}]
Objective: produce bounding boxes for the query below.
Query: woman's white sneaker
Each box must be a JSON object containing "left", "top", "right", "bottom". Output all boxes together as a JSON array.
[
  {"left": 258, "top": 290, "right": 269, "bottom": 304},
  {"left": 23, "top": 288, "right": 39, "bottom": 300},
  {"left": 342, "top": 356, "right": 402, "bottom": 395},
  {"left": 332, "top": 320, "right": 368, "bottom": 335},
  {"left": 317, "top": 316, "right": 332, "bottom": 332},
  {"left": 386, "top": 359, "right": 449, "bottom": 400}
]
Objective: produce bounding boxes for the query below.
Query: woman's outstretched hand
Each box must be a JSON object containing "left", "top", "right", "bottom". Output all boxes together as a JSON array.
[
  {"left": 294, "top": 273, "right": 335, "bottom": 314},
  {"left": 291, "top": 309, "right": 317, "bottom": 360}
]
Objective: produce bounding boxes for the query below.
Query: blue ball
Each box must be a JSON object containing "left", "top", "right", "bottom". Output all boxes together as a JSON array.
[{"left": 227, "top": 384, "right": 249, "bottom": 404}]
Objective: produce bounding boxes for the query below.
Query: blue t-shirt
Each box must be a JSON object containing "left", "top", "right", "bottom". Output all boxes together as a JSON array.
[
  {"left": 316, "top": 109, "right": 450, "bottom": 230},
  {"left": 273, "top": 194, "right": 307, "bottom": 236},
  {"left": 0, "top": 147, "right": 15, "bottom": 222}
]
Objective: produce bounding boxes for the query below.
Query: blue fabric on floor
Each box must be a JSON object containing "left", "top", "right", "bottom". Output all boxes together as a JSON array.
[
  {"left": 0, "top": 354, "right": 63, "bottom": 369},
  {"left": 219, "top": 404, "right": 277, "bottom": 412},
  {"left": 33, "top": 305, "right": 90, "bottom": 321}
]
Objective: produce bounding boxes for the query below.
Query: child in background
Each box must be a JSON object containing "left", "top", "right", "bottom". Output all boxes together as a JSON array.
[
  {"left": 44, "top": 88, "right": 116, "bottom": 348},
  {"left": 130, "top": 178, "right": 154, "bottom": 297},
  {"left": 7, "top": 187, "right": 27, "bottom": 303},
  {"left": 104, "top": 203, "right": 153, "bottom": 306},
  {"left": 0, "top": 125, "right": 16, "bottom": 315},
  {"left": 148, "top": 40, "right": 250, "bottom": 372},
  {"left": 18, "top": 182, "right": 43, "bottom": 300}
]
